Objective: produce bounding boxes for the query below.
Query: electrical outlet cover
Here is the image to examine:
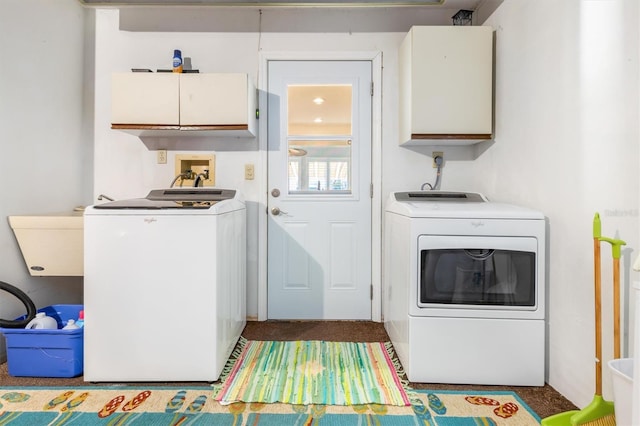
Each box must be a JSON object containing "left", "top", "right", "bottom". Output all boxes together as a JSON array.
[
  {"left": 432, "top": 151, "right": 443, "bottom": 168},
  {"left": 157, "top": 149, "right": 167, "bottom": 164}
]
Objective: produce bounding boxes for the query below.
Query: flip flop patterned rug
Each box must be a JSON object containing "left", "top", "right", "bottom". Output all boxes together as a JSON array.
[
  {"left": 213, "top": 339, "right": 411, "bottom": 406},
  {"left": 0, "top": 387, "right": 541, "bottom": 425}
]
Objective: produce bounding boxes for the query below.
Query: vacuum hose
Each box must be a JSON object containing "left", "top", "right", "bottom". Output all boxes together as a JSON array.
[{"left": 0, "top": 281, "right": 36, "bottom": 328}]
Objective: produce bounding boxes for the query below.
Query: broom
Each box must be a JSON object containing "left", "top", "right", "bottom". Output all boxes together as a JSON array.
[
  {"left": 570, "top": 222, "right": 625, "bottom": 426},
  {"left": 571, "top": 235, "right": 626, "bottom": 425},
  {"left": 541, "top": 213, "right": 614, "bottom": 426}
]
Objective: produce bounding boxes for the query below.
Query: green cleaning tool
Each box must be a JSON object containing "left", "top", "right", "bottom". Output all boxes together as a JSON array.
[
  {"left": 541, "top": 213, "right": 624, "bottom": 426},
  {"left": 570, "top": 235, "right": 625, "bottom": 426}
]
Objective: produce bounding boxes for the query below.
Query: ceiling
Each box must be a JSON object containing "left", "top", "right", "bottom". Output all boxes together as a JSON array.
[{"left": 80, "top": 0, "right": 484, "bottom": 7}]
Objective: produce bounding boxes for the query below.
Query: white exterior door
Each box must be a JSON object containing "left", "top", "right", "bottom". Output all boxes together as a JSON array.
[{"left": 267, "top": 60, "right": 372, "bottom": 320}]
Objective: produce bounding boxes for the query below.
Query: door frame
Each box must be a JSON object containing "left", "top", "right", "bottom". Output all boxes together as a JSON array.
[{"left": 257, "top": 51, "right": 383, "bottom": 322}]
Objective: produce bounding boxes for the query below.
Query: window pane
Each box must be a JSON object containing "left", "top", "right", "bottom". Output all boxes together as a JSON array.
[
  {"left": 308, "top": 162, "right": 328, "bottom": 191},
  {"left": 330, "top": 161, "right": 349, "bottom": 190},
  {"left": 287, "top": 85, "right": 352, "bottom": 136},
  {"left": 288, "top": 140, "right": 352, "bottom": 194},
  {"left": 288, "top": 160, "right": 300, "bottom": 191}
]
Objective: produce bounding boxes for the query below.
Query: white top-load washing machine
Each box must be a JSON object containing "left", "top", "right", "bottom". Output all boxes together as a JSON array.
[
  {"left": 384, "top": 191, "right": 546, "bottom": 386},
  {"left": 84, "top": 188, "right": 246, "bottom": 382}
]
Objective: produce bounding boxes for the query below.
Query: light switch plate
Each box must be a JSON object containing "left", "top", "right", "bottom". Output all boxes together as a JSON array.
[{"left": 245, "top": 164, "right": 255, "bottom": 180}]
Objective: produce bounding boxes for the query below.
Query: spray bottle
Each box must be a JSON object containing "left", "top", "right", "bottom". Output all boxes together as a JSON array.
[{"left": 173, "top": 49, "right": 183, "bottom": 73}]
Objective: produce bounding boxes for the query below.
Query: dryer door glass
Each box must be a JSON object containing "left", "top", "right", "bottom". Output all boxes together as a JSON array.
[{"left": 419, "top": 248, "right": 536, "bottom": 307}]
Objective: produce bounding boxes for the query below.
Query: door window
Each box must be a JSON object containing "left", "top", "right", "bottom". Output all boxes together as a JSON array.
[
  {"left": 287, "top": 85, "right": 352, "bottom": 194},
  {"left": 287, "top": 140, "right": 351, "bottom": 193}
]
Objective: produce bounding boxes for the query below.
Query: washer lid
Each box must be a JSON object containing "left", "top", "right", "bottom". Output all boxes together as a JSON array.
[{"left": 93, "top": 188, "right": 237, "bottom": 209}]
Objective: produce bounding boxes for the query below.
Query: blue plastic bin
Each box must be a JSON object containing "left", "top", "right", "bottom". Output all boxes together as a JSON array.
[{"left": 0, "top": 304, "right": 83, "bottom": 378}]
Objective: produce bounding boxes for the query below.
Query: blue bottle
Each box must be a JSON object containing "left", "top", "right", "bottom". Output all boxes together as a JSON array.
[{"left": 173, "top": 49, "right": 183, "bottom": 73}]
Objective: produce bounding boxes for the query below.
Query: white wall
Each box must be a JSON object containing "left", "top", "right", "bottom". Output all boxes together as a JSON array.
[
  {"left": 0, "top": 0, "right": 90, "bottom": 358},
  {"left": 482, "top": 0, "right": 639, "bottom": 408}
]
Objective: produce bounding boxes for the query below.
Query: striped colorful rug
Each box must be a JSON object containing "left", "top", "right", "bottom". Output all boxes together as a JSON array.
[{"left": 213, "top": 339, "right": 411, "bottom": 406}]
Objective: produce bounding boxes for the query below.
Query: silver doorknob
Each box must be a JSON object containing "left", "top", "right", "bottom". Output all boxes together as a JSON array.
[{"left": 271, "top": 207, "right": 287, "bottom": 216}]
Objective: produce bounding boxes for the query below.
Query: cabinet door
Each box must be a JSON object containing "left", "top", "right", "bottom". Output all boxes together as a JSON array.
[
  {"left": 111, "top": 73, "right": 180, "bottom": 126},
  {"left": 179, "top": 74, "right": 248, "bottom": 127},
  {"left": 412, "top": 26, "right": 492, "bottom": 135},
  {"left": 400, "top": 26, "right": 493, "bottom": 144}
]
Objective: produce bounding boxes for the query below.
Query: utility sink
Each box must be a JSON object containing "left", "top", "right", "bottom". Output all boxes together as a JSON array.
[{"left": 8, "top": 208, "right": 84, "bottom": 276}]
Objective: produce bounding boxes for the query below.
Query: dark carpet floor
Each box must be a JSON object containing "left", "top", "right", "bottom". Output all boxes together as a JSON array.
[{"left": 0, "top": 320, "right": 577, "bottom": 419}]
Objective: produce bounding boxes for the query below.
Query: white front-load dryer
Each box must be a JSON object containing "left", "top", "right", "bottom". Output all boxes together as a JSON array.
[{"left": 384, "top": 191, "right": 546, "bottom": 386}]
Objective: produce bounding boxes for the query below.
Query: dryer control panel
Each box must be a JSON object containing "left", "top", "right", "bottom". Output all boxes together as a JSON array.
[{"left": 394, "top": 191, "right": 486, "bottom": 203}]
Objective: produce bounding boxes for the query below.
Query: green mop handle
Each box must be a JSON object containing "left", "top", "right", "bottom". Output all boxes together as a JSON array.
[
  {"left": 593, "top": 213, "right": 603, "bottom": 395},
  {"left": 598, "top": 237, "right": 625, "bottom": 260},
  {"left": 599, "top": 236, "right": 626, "bottom": 360}
]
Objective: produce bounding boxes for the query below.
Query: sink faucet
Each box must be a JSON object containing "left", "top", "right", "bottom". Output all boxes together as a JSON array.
[
  {"left": 97, "top": 194, "right": 114, "bottom": 202},
  {"left": 194, "top": 169, "right": 210, "bottom": 187}
]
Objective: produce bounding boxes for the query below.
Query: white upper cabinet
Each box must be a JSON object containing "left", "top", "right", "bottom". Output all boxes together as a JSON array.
[
  {"left": 111, "top": 72, "right": 256, "bottom": 137},
  {"left": 112, "top": 73, "right": 180, "bottom": 127},
  {"left": 399, "top": 26, "right": 493, "bottom": 145},
  {"left": 179, "top": 73, "right": 249, "bottom": 128}
]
